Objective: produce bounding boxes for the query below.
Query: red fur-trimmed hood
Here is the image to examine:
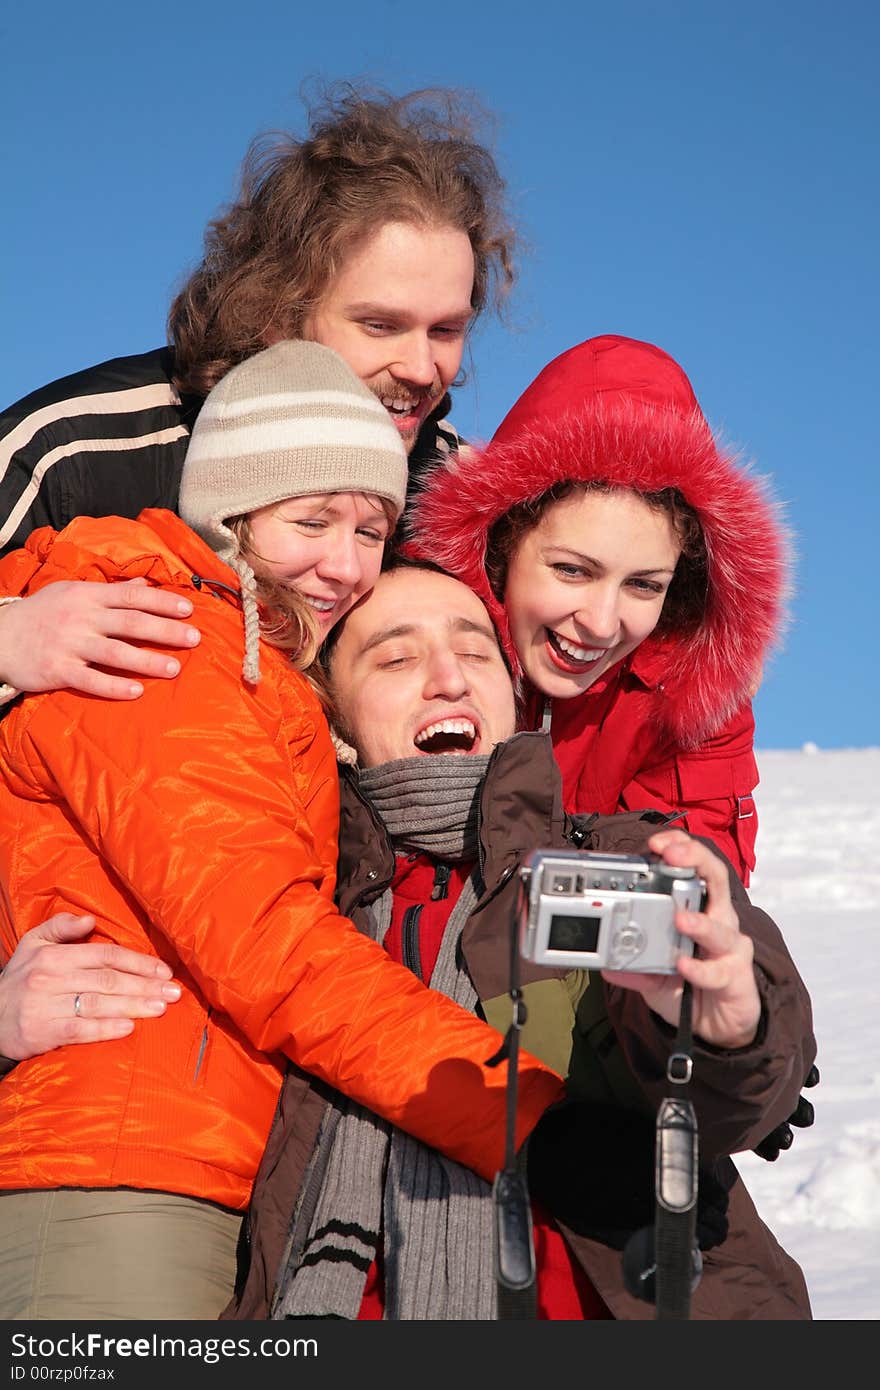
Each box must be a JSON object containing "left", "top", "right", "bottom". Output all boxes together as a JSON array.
[{"left": 409, "top": 335, "right": 793, "bottom": 747}]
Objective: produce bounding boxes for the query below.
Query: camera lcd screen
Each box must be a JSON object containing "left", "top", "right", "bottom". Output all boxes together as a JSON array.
[{"left": 548, "top": 913, "right": 601, "bottom": 952}]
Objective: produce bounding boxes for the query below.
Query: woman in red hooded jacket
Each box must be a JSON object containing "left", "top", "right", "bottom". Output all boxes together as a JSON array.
[{"left": 409, "top": 334, "right": 791, "bottom": 884}]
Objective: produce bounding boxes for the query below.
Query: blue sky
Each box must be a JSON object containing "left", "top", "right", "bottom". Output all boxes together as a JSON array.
[{"left": 2, "top": 1, "right": 877, "bottom": 749}]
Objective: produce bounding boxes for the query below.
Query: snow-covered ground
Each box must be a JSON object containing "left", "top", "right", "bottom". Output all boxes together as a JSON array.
[{"left": 734, "top": 746, "right": 880, "bottom": 1320}]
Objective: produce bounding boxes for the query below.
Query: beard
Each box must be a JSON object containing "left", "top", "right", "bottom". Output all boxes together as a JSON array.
[{"left": 366, "top": 375, "right": 445, "bottom": 454}]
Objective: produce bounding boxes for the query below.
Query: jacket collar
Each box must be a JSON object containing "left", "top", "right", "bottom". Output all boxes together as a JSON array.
[
  {"left": 138, "top": 509, "right": 244, "bottom": 603},
  {"left": 521, "top": 646, "right": 662, "bottom": 731},
  {"left": 335, "top": 731, "right": 565, "bottom": 909}
]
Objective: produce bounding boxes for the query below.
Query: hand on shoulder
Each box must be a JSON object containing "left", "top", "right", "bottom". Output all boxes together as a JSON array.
[{"left": 0, "top": 578, "right": 200, "bottom": 700}]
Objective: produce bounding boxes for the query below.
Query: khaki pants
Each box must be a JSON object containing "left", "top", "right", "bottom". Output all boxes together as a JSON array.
[{"left": 0, "top": 1188, "right": 242, "bottom": 1320}]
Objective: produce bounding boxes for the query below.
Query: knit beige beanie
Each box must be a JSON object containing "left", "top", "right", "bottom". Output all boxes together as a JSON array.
[{"left": 179, "top": 339, "right": 408, "bottom": 683}]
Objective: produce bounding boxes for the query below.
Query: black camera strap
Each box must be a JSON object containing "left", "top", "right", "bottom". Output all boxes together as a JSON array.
[
  {"left": 489, "top": 851, "right": 702, "bottom": 1321},
  {"left": 653, "top": 980, "right": 701, "bottom": 1320},
  {"left": 485, "top": 871, "right": 537, "bottom": 1319}
]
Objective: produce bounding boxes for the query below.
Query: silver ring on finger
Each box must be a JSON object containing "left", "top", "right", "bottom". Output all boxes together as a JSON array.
[{"left": 73, "top": 993, "right": 82, "bottom": 1017}]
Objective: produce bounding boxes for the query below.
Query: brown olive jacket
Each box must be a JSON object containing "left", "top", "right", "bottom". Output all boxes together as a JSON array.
[{"left": 224, "top": 732, "right": 815, "bottom": 1321}]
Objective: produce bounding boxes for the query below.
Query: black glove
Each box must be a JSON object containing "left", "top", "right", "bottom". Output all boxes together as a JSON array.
[
  {"left": 524, "top": 1099, "right": 729, "bottom": 1252},
  {"left": 752, "top": 1064, "right": 819, "bottom": 1162}
]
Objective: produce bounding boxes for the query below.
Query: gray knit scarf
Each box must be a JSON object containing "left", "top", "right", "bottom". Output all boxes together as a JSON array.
[
  {"left": 357, "top": 753, "right": 489, "bottom": 860},
  {"left": 272, "top": 754, "right": 498, "bottom": 1321}
]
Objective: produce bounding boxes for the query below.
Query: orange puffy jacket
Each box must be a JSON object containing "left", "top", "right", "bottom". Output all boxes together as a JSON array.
[{"left": 0, "top": 510, "right": 562, "bottom": 1208}]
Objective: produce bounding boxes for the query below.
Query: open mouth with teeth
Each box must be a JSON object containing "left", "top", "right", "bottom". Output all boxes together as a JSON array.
[
  {"left": 302, "top": 595, "right": 339, "bottom": 624},
  {"left": 379, "top": 392, "right": 434, "bottom": 430},
  {"left": 413, "top": 717, "right": 479, "bottom": 755},
  {"left": 545, "top": 628, "right": 609, "bottom": 673}
]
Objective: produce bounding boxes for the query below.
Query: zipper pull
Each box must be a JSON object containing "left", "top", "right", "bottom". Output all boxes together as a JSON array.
[{"left": 431, "top": 862, "right": 452, "bottom": 901}]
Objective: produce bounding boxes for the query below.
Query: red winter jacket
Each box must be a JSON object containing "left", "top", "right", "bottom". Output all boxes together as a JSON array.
[{"left": 410, "top": 335, "right": 791, "bottom": 883}]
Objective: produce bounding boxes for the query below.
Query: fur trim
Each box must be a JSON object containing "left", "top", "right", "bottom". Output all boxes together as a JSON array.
[{"left": 409, "top": 397, "right": 793, "bottom": 748}]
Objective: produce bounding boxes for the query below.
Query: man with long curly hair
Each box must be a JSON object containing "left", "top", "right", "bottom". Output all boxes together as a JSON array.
[{"left": 0, "top": 83, "right": 514, "bottom": 703}]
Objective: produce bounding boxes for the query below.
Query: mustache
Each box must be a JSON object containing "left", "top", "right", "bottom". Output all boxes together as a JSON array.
[{"left": 369, "top": 376, "right": 442, "bottom": 403}]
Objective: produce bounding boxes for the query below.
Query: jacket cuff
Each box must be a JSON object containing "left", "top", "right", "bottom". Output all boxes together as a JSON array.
[{"left": 649, "top": 967, "right": 769, "bottom": 1058}]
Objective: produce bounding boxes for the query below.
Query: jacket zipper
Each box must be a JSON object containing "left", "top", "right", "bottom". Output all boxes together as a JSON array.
[
  {"left": 402, "top": 906, "right": 422, "bottom": 979},
  {"left": 431, "top": 862, "right": 451, "bottom": 900},
  {"left": 193, "top": 1008, "right": 212, "bottom": 1082}
]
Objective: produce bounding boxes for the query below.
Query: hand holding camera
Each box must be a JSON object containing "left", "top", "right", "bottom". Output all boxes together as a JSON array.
[
  {"left": 602, "top": 828, "right": 762, "bottom": 1051},
  {"left": 520, "top": 828, "right": 763, "bottom": 1052}
]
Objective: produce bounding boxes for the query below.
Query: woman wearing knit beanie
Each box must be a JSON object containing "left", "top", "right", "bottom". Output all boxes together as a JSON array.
[
  {"left": 0, "top": 341, "right": 563, "bottom": 1319},
  {"left": 410, "top": 334, "right": 792, "bottom": 885}
]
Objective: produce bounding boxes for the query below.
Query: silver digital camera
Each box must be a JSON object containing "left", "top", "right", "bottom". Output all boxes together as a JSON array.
[{"left": 518, "top": 849, "right": 706, "bottom": 973}]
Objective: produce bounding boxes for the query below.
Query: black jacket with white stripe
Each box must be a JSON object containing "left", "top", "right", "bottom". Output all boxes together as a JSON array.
[{"left": 0, "top": 347, "right": 463, "bottom": 557}]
